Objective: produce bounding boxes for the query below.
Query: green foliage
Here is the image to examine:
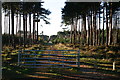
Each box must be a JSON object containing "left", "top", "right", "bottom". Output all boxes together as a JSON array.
[
  {"left": 2, "top": 2, "right": 51, "bottom": 24},
  {"left": 2, "top": 34, "right": 33, "bottom": 46},
  {"left": 51, "top": 37, "right": 70, "bottom": 44},
  {"left": 61, "top": 2, "right": 100, "bottom": 25}
]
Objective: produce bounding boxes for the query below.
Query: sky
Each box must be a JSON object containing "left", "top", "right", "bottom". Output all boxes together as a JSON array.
[
  {"left": 38, "top": 0, "right": 68, "bottom": 36},
  {"left": 2, "top": 1, "right": 120, "bottom": 36},
  {"left": 2, "top": 0, "right": 69, "bottom": 36}
]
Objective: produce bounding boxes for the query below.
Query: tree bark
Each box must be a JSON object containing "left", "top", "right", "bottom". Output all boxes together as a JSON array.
[
  {"left": 23, "top": 12, "right": 26, "bottom": 48},
  {"left": 4, "top": 11, "right": 7, "bottom": 34},
  {"left": 33, "top": 13, "right": 35, "bottom": 44},
  {"left": 108, "top": 3, "right": 112, "bottom": 45},
  {"left": 78, "top": 18, "right": 81, "bottom": 44},
  {"left": 70, "top": 24, "right": 73, "bottom": 44},
  {"left": 75, "top": 17, "right": 78, "bottom": 44},
  {"left": 116, "top": 16, "right": 119, "bottom": 45},
  {"left": 29, "top": 13, "right": 31, "bottom": 45},
  {"left": 93, "top": 8, "right": 96, "bottom": 46},
  {"left": 98, "top": 8, "right": 101, "bottom": 45},
  {"left": 90, "top": 10, "right": 93, "bottom": 45},
  {"left": 73, "top": 20, "right": 75, "bottom": 45},
  {"left": 106, "top": 3, "right": 108, "bottom": 47},
  {"left": 25, "top": 14, "right": 27, "bottom": 45},
  {"left": 83, "top": 15, "right": 86, "bottom": 45},
  {"left": 19, "top": 14, "right": 21, "bottom": 45},
  {"left": 71, "top": 18, "right": 74, "bottom": 44},
  {"left": 0, "top": 3, "right": 2, "bottom": 77},
  {"left": 87, "top": 16, "right": 90, "bottom": 46},
  {"left": 9, "top": 10, "right": 11, "bottom": 45},
  {"left": 11, "top": 7, "right": 15, "bottom": 48},
  {"left": 16, "top": 14, "right": 18, "bottom": 35},
  {"left": 37, "top": 13, "right": 39, "bottom": 42},
  {"left": 96, "top": 15, "right": 98, "bottom": 46},
  {"left": 102, "top": 6, "right": 105, "bottom": 45},
  {"left": 116, "top": 28, "right": 119, "bottom": 45}
]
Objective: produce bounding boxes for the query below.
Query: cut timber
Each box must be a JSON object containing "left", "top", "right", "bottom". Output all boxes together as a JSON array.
[{"left": 113, "top": 61, "right": 116, "bottom": 71}]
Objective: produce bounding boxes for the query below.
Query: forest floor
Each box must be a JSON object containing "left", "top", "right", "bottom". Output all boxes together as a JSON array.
[{"left": 2, "top": 43, "right": 120, "bottom": 80}]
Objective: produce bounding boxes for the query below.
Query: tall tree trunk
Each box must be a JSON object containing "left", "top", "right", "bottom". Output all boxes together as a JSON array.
[
  {"left": 106, "top": 3, "right": 109, "bottom": 46},
  {"left": 116, "top": 17, "right": 119, "bottom": 45},
  {"left": 70, "top": 18, "right": 74, "bottom": 44},
  {"left": 83, "top": 15, "right": 86, "bottom": 45},
  {"left": 102, "top": 6, "right": 105, "bottom": 45},
  {"left": 98, "top": 8, "right": 101, "bottom": 45},
  {"left": 74, "top": 17, "right": 78, "bottom": 44},
  {"left": 9, "top": 10, "right": 11, "bottom": 45},
  {"left": 16, "top": 14, "right": 18, "bottom": 35},
  {"left": 29, "top": 13, "right": 31, "bottom": 45},
  {"left": 96, "top": 15, "right": 98, "bottom": 45},
  {"left": 19, "top": 14, "right": 21, "bottom": 45},
  {"left": 33, "top": 13, "right": 35, "bottom": 44},
  {"left": 23, "top": 12, "right": 26, "bottom": 48},
  {"left": 90, "top": 10, "right": 93, "bottom": 45},
  {"left": 78, "top": 18, "right": 81, "bottom": 44},
  {"left": 115, "top": 15, "right": 118, "bottom": 45},
  {"left": 11, "top": 8, "right": 15, "bottom": 48},
  {"left": 70, "top": 24, "right": 73, "bottom": 44},
  {"left": 73, "top": 20, "right": 75, "bottom": 45},
  {"left": 87, "top": 16, "right": 90, "bottom": 46},
  {"left": 4, "top": 11, "right": 7, "bottom": 34},
  {"left": 93, "top": 8, "right": 96, "bottom": 46},
  {"left": 16, "top": 13, "right": 18, "bottom": 45},
  {"left": 37, "top": 13, "right": 39, "bottom": 42},
  {"left": 25, "top": 14, "right": 27, "bottom": 45},
  {"left": 0, "top": 2, "right": 2, "bottom": 63},
  {"left": 73, "top": 17, "right": 77, "bottom": 45},
  {"left": 108, "top": 3, "right": 112, "bottom": 45}
]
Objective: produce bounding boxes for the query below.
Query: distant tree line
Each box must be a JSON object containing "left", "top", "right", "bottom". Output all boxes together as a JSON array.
[
  {"left": 2, "top": 2, "right": 51, "bottom": 48},
  {"left": 62, "top": 2, "right": 120, "bottom": 46}
]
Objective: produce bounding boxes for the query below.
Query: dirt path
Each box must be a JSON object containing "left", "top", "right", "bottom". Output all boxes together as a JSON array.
[
  {"left": 24, "top": 66, "right": 119, "bottom": 80},
  {"left": 22, "top": 43, "right": 120, "bottom": 80},
  {"left": 3, "top": 43, "right": 120, "bottom": 80}
]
